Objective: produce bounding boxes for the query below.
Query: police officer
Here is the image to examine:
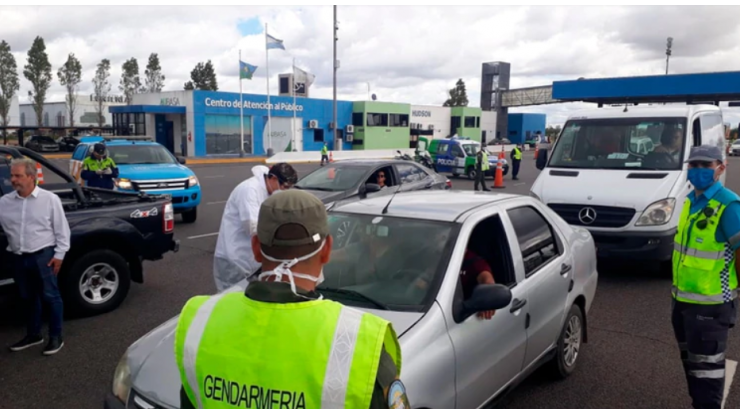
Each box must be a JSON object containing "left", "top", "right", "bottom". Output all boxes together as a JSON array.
[
  {"left": 510, "top": 144, "right": 522, "bottom": 180},
  {"left": 81, "top": 142, "right": 118, "bottom": 189},
  {"left": 175, "top": 190, "right": 410, "bottom": 409},
  {"left": 320, "top": 142, "right": 329, "bottom": 166},
  {"left": 474, "top": 147, "right": 490, "bottom": 192},
  {"left": 672, "top": 145, "right": 739, "bottom": 409}
]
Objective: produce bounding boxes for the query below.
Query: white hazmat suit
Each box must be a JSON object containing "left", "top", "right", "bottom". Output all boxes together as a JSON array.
[{"left": 213, "top": 165, "right": 270, "bottom": 291}]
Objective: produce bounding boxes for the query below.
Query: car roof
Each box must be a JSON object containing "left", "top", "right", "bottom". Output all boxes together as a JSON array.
[
  {"left": 330, "top": 190, "right": 521, "bottom": 222},
  {"left": 566, "top": 104, "right": 719, "bottom": 121},
  {"left": 329, "top": 159, "right": 416, "bottom": 167},
  {"left": 78, "top": 137, "right": 160, "bottom": 147}
]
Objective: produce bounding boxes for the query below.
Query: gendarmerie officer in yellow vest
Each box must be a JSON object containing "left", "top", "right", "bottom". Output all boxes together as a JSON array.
[
  {"left": 81, "top": 142, "right": 118, "bottom": 190},
  {"left": 320, "top": 142, "right": 329, "bottom": 166},
  {"left": 510, "top": 144, "right": 522, "bottom": 180},
  {"left": 672, "top": 145, "right": 739, "bottom": 409},
  {"left": 174, "top": 189, "right": 410, "bottom": 409},
  {"left": 474, "top": 147, "right": 490, "bottom": 192}
]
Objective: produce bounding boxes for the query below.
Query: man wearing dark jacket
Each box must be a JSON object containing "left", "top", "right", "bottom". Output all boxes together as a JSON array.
[{"left": 81, "top": 143, "right": 119, "bottom": 189}]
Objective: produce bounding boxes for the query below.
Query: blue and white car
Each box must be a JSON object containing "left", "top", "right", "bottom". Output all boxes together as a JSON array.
[{"left": 70, "top": 136, "right": 201, "bottom": 223}]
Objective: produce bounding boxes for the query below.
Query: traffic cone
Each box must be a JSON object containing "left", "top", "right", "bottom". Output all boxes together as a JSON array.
[
  {"left": 492, "top": 159, "right": 505, "bottom": 188},
  {"left": 499, "top": 144, "right": 505, "bottom": 159},
  {"left": 534, "top": 144, "right": 539, "bottom": 160},
  {"left": 36, "top": 163, "right": 44, "bottom": 185},
  {"left": 329, "top": 151, "right": 334, "bottom": 163}
]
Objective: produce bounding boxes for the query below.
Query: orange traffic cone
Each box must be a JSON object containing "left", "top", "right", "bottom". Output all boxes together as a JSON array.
[
  {"left": 329, "top": 151, "right": 334, "bottom": 163},
  {"left": 492, "top": 159, "right": 505, "bottom": 188},
  {"left": 534, "top": 143, "right": 539, "bottom": 160},
  {"left": 36, "top": 163, "right": 44, "bottom": 185},
  {"left": 499, "top": 144, "right": 505, "bottom": 159}
]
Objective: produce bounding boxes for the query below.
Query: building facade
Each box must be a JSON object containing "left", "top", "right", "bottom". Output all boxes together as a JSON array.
[
  {"left": 507, "top": 113, "right": 546, "bottom": 144},
  {"left": 19, "top": 94, "right": 127, "bottom": 128}
]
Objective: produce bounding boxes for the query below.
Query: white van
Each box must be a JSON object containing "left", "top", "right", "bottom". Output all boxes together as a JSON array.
[{"left": 530, "top": 105, "right": 727, "bottom": 266}]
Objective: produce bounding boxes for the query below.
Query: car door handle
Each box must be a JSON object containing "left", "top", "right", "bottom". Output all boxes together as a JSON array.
[
  {"left": 510, "top": 298, "right": 527, "bottom": 313},
  {"left": 560, "top": 263, "right": 572, "bottom": 275}
]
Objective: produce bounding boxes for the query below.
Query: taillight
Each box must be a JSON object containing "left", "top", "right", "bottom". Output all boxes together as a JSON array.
[
  {"left": 446, "top": 179, "right": 452, "bottom": 189},
  {"left": 163, "top": 202, "right": 174, "bottom": 233}
]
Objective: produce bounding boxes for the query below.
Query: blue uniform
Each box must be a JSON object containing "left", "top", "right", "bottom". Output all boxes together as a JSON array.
[{"left": 686, "top": 181, "right": 740, "bottom": 250}]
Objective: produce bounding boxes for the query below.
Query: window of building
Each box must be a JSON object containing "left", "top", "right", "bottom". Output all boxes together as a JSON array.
[
  {"left": 367, "top": 113, "right": 388, "bottom": 127},
  {"left": 43, "top": 112, "right": 49, "bottom": 127},
  {"left": 56, "top": 111, "right": 65, "bottom": 127},
  {"left": 464, "top": 116, "right": 476, "bottom": 128},
  {"left": 451, "top": 116, "right": 461, "bottom": 135},
  {"left": 507, "top": 206, "right": 560, "bottom": 277},
  {"left": 314, "top": 128, "right": 325, "bottom": 143},
  {"left": 20, "top": 113, "right": 25, "bottom": 126},
  {"left": 476, "top": 117, "right": 480, "bottom": 128},
  {"left": 204, "top": 114, "right": 252, "bottom": 155},
  {"left": 352, "top": 112, "right": 364, "bottom": 127},
  {"left": 389, "top": 114, "right": 409, "bottom": 127},
  {"left": 279, "top": 77, "right": 290, "bottom": 95},
  {"left": 113, "top": 113, "right": 146, "bottom": 136}
]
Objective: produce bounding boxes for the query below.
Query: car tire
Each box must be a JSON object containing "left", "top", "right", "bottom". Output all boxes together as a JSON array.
[
  {"left": 182, "top": 207, "right": 198, "bottom": 223},
  {"left": 61, "top": 249, "right": 131, "bottom": 317},
  {"left": 548, "top": 304, "right": 584, "bottom": 379},
  {"left": 466, "top": 167, "right": 476, "bottom": 180}
]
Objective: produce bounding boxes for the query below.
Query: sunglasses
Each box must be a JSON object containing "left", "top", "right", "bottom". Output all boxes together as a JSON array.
[
  {"left": 696, "top": 206, "right": 717, "bottom": 230},
  {"left": 378, "top": 174, "right": 385, "bottom": 178}
]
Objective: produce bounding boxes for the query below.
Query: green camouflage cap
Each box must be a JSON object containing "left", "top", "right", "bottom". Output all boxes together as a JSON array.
[{"left": 258, "top": 189, "right": 329, "bottom": 247}]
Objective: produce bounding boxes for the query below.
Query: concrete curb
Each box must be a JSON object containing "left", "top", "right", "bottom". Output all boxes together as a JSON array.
[
  {"left": 45, "top": 154, "right": 72, "bottom": 159},
  {"left": 187, "top": 157, "right": 266, "bottom": 165}
]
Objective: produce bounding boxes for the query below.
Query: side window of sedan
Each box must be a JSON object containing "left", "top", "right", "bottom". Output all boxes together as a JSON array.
[
  {"left": 507, "top": 206, "right": 560, "bottom": 278},
  {"left": 396, "top": 164, "right": 427, "bottom": 184}
]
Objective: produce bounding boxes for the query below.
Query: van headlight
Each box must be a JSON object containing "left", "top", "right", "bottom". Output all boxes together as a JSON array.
[
  {"left": 112, "top": 352, "right": 132, "bottom": 403},
  {"left": 117, "top": 178, "right": 133, "bottom": 190},
  {"left": 188, "top": 175, "right": 199, "bottom": 187},
  {"left": 636, "top": 198, "right": 675, "bottom": 226}
]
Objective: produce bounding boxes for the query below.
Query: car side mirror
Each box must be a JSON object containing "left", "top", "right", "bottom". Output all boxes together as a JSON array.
[
  {"left": 462, "top": 284, "right": 512, "bottom": 314},
  {"left": 535, "top": 149, "right": 548, "bottom": 170},
  {"left": 177, "top": 157, "right": 186, "bottom": 165}
]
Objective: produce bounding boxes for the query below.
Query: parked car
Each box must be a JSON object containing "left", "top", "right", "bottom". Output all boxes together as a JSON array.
[
  {"left": 294, "top": 159, "right": 451, "bottom": 207},
  {"left": 729, "top": 139, "right": 740, "bottom": 156},
  {"left": 0, "top": 145, "right": 180, "bottom": 316},
  {"left": 55, "top": 136, "right": 81, "bottom": 152},
  {"left": 69, "top": 136, "right": 201, "bottom": 223},
  {"left": 104, "top": 190, "right": 597, "bottom": 409},
  {"left": 25, "top": 135, "right": 60, "bottom": 153},
  {"left": 421, "top": 136, "right": 509, "bottom": 180}
]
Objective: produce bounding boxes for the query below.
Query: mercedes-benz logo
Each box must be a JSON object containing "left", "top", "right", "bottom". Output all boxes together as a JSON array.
[{"left": 578, "top": 207, "right": 597, "bottom": 225}]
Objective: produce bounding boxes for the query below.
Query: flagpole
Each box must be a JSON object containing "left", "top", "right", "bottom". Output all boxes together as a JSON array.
[
  {"left": 292, "top": 57, "right": 297, "bottom": 152},
  {"left": 265, "top": 22, "right": 272, "bottom": 155},
  {"left": 239, "top": 49, "right": 244, "bottom": 158}
]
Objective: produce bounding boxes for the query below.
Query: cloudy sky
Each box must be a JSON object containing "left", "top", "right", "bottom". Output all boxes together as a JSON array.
[{"left": 3, "top": 4, "right": 740, "bottom": 126}]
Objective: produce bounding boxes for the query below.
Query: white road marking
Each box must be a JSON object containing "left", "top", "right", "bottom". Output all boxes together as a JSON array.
[
  {"left": 722, "top": 359, "right": 737, "bottom": 409},
  {"left": 203, "top": 175, "right": 225, "bottom": 178},
  {"left": 207, "top": 200, "right": 227, "bottom": 205},
  {"left": 513, "top": 182, "right": 527, "bottom": 187},
  {"left": 187, "top": 232, "right": 219, "bottom": 240}
]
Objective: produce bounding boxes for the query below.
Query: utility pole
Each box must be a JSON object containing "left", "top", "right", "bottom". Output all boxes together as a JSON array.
[
  {"left": 333, "top": 5, "right": 338, "bottom": 151},
  {"left": 665, "top": 37, "right": 673, "bottom": 75}
]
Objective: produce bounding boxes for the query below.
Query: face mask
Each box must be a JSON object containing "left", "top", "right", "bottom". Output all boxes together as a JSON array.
[
  {"left": 688, "top": 167, "right": 717, "bottom": 190},
  {"left": 257, "top": 239, "right": 326, "bottom": 299}
]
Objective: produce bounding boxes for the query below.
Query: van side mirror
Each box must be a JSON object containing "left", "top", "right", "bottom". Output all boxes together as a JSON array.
[
  {"left": 462, "top": 284, "right": 512, "bottom": 314},
  {"left": 177, "top": 157, "right": 187, "bottom": 165},
  {"left": 535, "top": 149, "right": 548, "bottom": 170}
]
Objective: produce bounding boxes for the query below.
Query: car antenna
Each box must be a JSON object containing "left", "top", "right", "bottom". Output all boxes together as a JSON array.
[{"left": 381, "top": 182, "right": 403, "bottom": 215}]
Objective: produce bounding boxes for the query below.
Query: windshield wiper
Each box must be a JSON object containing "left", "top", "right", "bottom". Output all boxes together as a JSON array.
[{"left": 316, "top": 287, "right": 389, "bottom": 310}]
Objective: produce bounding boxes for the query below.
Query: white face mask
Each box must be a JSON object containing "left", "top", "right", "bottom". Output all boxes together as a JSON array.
[{"left": 257, "top": 239, "right": 326, "bottom": 299}]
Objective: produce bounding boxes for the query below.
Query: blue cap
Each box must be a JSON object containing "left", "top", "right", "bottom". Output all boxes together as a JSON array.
[{"left": 685, "top": 145, "right": 723, "bottom": 163}]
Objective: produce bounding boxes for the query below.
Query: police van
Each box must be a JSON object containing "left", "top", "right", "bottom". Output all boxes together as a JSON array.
[
  {"left": 530, "top": 105, "right": 727, "bottom": 267},
  {"left": 421, "top": 136, "right": 509, "bottom": 180},
  {"left": 70, "top": 136, "right": 202, "bottom": 223}
]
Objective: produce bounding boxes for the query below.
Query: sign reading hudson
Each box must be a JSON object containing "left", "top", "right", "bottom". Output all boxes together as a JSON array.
[{"left": 205, "top": 97, "right": 303, "bottom": 112}]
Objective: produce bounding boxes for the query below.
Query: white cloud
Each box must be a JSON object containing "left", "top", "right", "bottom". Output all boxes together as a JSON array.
[{"left": 4, "top": 5, "right": 740, "bottom": 127}]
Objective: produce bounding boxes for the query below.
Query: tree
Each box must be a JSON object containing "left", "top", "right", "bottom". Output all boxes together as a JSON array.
[
  {"left": 183, "top": 60, "right": 218, "bottom": 91},
  {"left": 57, "top": 53, "right": 82, "bottom": 128},
  {"left": 443, "top": 78, "right": 469, "bottom": 107},
  {"left": 144, "top": 53, "right": 165, "bottom": 93},
  {"left": 119, "top": 57, "right": 141, "bottom": 105},
  {"left": 0, "top": 40, "right": 20, "bottom": 145},
  {"left": 23, "top": 36, "right": 53, "bottom": 128},
  {"left": 92, "top": 59, "right": 111, "bottom": 128}
]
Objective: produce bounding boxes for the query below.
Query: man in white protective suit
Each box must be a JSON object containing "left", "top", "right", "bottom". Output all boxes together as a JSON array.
[{"left": 213, "top": 163, "right": 298, "bottom": 291}]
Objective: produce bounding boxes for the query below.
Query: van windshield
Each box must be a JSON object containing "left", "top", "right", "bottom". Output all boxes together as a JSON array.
[{"left": 548, "top": 117, "right": 687, "bottom": 170}]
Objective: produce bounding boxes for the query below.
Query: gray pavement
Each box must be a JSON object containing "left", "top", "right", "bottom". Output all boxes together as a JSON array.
[{"left": 0, "top": 156, "right": 738, "bottom": 408}]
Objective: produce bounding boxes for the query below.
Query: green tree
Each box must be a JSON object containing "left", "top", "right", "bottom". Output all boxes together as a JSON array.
[
  {"left": 0, "top": 40, "right": 20, "bottom": 145},
  {"left": 183, "top": 60, "right": 218, "bottom": 91},
  {"left": 144, "top": 53, "right": 165, "bottom": 93},
  {"left": 443, "top": 78, "right": 469, "bottom": 107},
  {"left": 23, "top": 36, "right": 53, "bottom": 128},
  {"left": 119, "top": 57, "right": 141, "bottom": 105},
  {"left": 57, "top": 53, "right": 82, "bottom": 128},
  {"left": 92, "top": 59, "right": 111, "bottom": 127}
]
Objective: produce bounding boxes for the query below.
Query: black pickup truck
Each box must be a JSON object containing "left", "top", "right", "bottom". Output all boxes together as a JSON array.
[{"left": 0, "top": 146, "right": 180, "bottom": 316}]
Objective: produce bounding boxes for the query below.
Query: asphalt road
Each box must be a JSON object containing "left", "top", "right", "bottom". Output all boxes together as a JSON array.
[{"left": 0, "top": 155, "right": 739, "bottom": 409}]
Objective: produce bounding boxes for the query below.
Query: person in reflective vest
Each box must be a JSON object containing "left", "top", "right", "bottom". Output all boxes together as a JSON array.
[
  {"left": 175, "top": 189, "right": 410, "bottom": 409},
  {"left": 474, "top": 148, "right": 490, "bottom": 192},
  {"left": 320, "top": 143, "right": 329, "bottom": 166},
  {"left": 510, "top": 145, "right": 522, "bottom": 180},
  {"left": 80, "top": 143, "right": 118, "bottom": 189},
  {"left": 672, "top": 145, "right": 739, "bottom": 409}
]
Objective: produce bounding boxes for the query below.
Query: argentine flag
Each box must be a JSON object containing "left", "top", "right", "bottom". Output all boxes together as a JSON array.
[{"left": 266, "top": 33, "right": 285, "bottom": 50}]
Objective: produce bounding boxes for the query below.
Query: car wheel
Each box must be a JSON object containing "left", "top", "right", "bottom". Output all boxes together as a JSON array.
[
  {"left": 466, "top": 167, "right": 476, "bottom": 180},
  {"left": 62, "top": 249, "right": 131, "bottom": 317},
  {"left": 182, "top": 207, "right": 198, "bottom": 223},
  {"left": 548, "top": 303, "right": 584, "bottom": 379}
]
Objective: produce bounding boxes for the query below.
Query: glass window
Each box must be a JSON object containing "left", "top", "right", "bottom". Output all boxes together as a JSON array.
[
  {"left": 396, "top": 163, "right": 427, "bottom": 183},
  {"left": 461, "top": 143, "right": 480, "bottom": 156},
  {"left": 296, "top": 165, "right": 368, "bottom": 192},
  {"left": 700, "top": 113, "right": 724, "bottom": 149},
  {"left": 548, "top": 117, "right": 687, "bottom": 171},
  {"left": 43, "top": 112, "right": 49, "bottom": 127},
  {"left": 56, "top": 111, "right": 64, "bottom": 127},
  {"left": 465, "top": 116, "right": 476, "bottom": 128},
  {"left": 507, "top": 206, "right": 559, "bottom": 277},
  {"left": 323, "top": 213, "right": 455, "bottom": 310},
  {"left": 451, "top": 116, "right": 461, "bottom": 135},
  {"left": 437, "top": 143, "right": 449, "bottom": 154},
  {"left": 389, "top": 114, "right": 409, "bottom": 127},
  {"left": 476, "top": 117, "right": 480, "bottom": 128},
  {"left": 367, "top": 113, "right": 388, "bottom": 127},
  {"left": 20, "top": 112, "right": 25, "bottom": 127},
  {"left": 107, "top": 144, "right": 177, "bottom": 165},
  {"left": 72, "top": 145, "right": 88, "bottom": 160},
  {"left": 451, "top": 144, "right": 465, "bottom": 158},
  {"left": 204, "top": 114, "right": 252, "bottom": 155},
  {"left": 352, "top": 112, "right": 364, "bottom": 127}
]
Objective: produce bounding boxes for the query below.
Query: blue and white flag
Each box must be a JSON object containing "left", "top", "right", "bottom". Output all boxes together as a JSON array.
[{"left": 266, "top": 34, "right": 285, "bottom": 50}]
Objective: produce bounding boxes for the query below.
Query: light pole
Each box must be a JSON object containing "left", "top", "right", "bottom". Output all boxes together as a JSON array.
[
  {"left": 665, "top": 37, "right": 673, "bottom": 75},
  {"left": 332, "top": 5, "right": 338, "bottom": 150}
]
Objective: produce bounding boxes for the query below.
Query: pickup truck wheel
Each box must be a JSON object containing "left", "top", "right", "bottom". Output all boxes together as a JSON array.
[
  {"left": 62, "top": 250, "right": 131, "bottom": 317},
  {"left": 182, "top": 208, "right": 198, "bottom": 223},
  {"left": 548, "top": 304, "right": 584, "bottom": 379},
  {"left": 466, "top": 167, "right": 476, "bottom": 180}
]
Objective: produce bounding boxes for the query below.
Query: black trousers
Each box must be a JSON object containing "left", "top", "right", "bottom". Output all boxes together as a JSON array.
[
  {"left": 321, "top": 155, "right": 329, "bottom": 165},
  {"left": 672, "top": 298, "right": 738, "bottom": 408},
  {"left": 474, "top": 167, "right": 488, "bottom": 190},
  {"left": 512, "top": 159, "right": 521, "bottom": 179}
]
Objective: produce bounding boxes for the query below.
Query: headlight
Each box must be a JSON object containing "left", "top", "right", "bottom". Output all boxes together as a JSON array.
[
  {"left": 636, "top": 198, "right": 675, "bottom": 226},
  {"left": 112, "top": 352, "right": 132, "bottom": 404},
  {"left": 117, "top": 178, "right": 133, "bottom": 190},
  {"left": 188, "top": 175, "right": 199, "bottom": 187}
]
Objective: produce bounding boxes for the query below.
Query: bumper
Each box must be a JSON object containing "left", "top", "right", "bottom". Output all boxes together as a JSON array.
[
  {"left": 118, "top": 187, "right": 201, "bottom": 211},
  {"left": 104, "top": 393, "right": 125, "bottom": 409},
  {"left": 590, "top": 228, "right": 675, "bottom": 261}
]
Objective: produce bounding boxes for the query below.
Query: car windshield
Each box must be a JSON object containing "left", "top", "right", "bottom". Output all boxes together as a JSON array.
[
  {"left": 322, "top": 212, "right": 455, "bottom": 311},
  {"left": 462, "top": 143, "right": 479, "bottom": 155},
  {"left": 548, "top": 117, "right": 687, "bottom": 171},
  {"left": 37, "top": 137, "right": 56, "bottom": 144},
  {"left": 295, "top": 165, "right": 368, "bottom": 192},
  {"left": 107, "top": 145, "right": 176, "bottom": 165}
]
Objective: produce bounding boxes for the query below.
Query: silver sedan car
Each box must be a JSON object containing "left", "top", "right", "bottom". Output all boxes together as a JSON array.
[{"left": 105, "top": 190, "right": 598, "bottom": 409}]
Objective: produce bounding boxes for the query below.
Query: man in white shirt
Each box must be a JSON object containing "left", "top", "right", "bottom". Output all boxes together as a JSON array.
[
  {"left": 213, "top": 163, "right": 298, "bottom": 291},
  {"left": 0, "top": 158, "right": 71, "bottom": 356}
]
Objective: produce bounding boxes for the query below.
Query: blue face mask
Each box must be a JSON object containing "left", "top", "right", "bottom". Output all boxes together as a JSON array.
[{"left": 688, "top": 167, "right": 716, "bottom": 190}]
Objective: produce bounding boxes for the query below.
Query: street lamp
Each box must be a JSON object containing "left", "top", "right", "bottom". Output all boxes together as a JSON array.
[{"left": 665, "top": 37, "right": 673, "bottom": 75}]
